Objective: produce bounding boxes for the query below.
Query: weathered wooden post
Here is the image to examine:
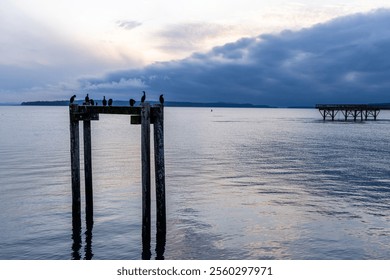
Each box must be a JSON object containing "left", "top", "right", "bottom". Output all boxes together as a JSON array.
[
  {"left": 153, "top": 104, "right": 166, "bottom": 259},
  {"left": 141, "top": 103, "right": 151, "bottom": 259},
  {"left": 83, "top": 119, "right": 93, "bottom": 227},
  {"left": 69, "top": 105, "right": 81, "bottom": 228}
]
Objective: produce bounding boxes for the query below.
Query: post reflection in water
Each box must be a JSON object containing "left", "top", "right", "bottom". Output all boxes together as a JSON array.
[
  {"left": 142, "top": 237, "right": 151, "bottom": 260},
  {"left": 84, "top": 216, "right": 94, "bottom": 260},
  {"left": 141, "top": 225, "right": 166, "bottom": 260},
  {"left": 72, "top": 212, "right": 166, "bottom": 260},
  {"left": 71, "top": 213, "right": 94, "bottom": 260},
  {"left": 71, "top": 216, "right": 82, "bottom": 260},
  {"left": 155, "top": 230, "right": 166, "bottom": 260}
]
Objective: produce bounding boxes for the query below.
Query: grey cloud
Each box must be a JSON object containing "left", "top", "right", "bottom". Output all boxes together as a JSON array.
[
  {"left": 80, "top": 9, "right": 390, "bottom": 106},
  {"left": 116, "top": 20, "right": 142, "bottom": 30}
]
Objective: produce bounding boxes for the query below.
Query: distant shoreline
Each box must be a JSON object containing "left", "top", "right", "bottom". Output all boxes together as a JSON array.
[
  {"left": 1, "top": 100, "right": 388, "bottom": 109},
  {"left": 19, "top": 100, "right": 277, "bottom": 108}
]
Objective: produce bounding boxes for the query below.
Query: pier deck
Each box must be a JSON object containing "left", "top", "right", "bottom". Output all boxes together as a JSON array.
[{"left": 315, "top": 104, "right": 390, "bottom": 121}]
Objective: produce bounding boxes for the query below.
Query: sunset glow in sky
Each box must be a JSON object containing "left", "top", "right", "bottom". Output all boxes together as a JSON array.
[{"left": 1, "top": 0, "right": 390, "bottom": 104}]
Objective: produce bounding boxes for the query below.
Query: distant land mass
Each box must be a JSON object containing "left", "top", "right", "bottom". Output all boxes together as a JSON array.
[
  {"left": 18, "top": 100, "right": 390, "bottom": 108},
  {"left": 20, "top": 100, "right": 274, "bottom": 108}
]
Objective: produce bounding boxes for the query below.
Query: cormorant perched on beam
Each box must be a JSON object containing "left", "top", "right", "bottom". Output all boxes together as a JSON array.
[
  {"left": 129, "top": 98, "right": 136, "bottom": 106},
  {"left": 70, "top": 95, "right": 76, "bottom": 104},
  {"left": 90, "top": 99, "right": 95, "bottom": 106},
  {"left": 85, "top": 94, "right": 90, "bottom": 104},
  {"left": 141, "top": 91, "right": 146, "bottom": 103},
  {"left": 108, "top": 98, "right": 113, "bottom": 106},
  {"left": 159, "top": 94, "right": 164, "bottom": 105},
  {"left": 102, "top": 96, "right": 107, "bottom": 106}
]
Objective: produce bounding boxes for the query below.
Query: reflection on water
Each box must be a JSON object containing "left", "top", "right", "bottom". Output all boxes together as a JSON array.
[
  {"left": 155, "top": 229, "right": 166, "bottom": 260},
  {"left": 71, "top": 213, "right": 93, "bottom": 260},
  {"left": 71, "top": 200, "right": 166, "bottom": 260},
  {"left": 0, "top": 106, "right": 390, "bottom": 259},
  {"left": 71, "top": 220, "right": 82, "bottom": 260},
  {"left": 84, "top": 222, "right": 94, "bottom": 260}
]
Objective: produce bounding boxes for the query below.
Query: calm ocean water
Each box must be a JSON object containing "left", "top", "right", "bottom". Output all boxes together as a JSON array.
[{"left": 0, "top": 106, "right": 389, "bottom": 260}]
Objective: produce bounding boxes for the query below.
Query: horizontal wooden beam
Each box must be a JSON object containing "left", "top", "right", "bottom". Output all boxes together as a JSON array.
[
  {"left": 70, "top": 104, "right": 162, "bottom": 124},
  {"left": 70, "top": 104, "right": 142, "bottom": 115}
]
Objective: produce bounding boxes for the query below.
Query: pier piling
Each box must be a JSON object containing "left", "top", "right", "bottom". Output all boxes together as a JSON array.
[
  {"left": 141, "top": 103, "right": 151, "bottom": 259},
  {"left": 153, "top": 104, "right": 166, "bottom": 237},
  {"left": 69, "top": 105, "right": 81, "bottom": 227},
  {"left": 83, "top": 119, "right": 93, "bottom": 226},
  {"left": 153, "top": 104, "right": 166, "bottom": 259}
]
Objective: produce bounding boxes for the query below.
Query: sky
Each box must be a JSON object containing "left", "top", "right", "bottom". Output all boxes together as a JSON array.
[{"left": 1, "top": 0, "right": 390, "bottom": 105}]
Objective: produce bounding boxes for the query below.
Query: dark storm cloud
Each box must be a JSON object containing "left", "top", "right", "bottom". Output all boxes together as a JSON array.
[{"left": 80, "top": 9, "right": 390, "bottom": 106}]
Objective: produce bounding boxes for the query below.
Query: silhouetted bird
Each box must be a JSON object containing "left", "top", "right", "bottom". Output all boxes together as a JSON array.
[
  {"left": 159, "top": 94, "right": 164, "bottom": 105},
  {"left": 129, "top": 98, "right": 136, "bottom": 107},
  {"left": 90, "top": 99, "right": 95, "bottom": 106},
  {"left": 141, "top": 91, "right": 146, "bottom": 103},
  {"left": 85, "top": 94, "right": 90, "bottom": 104},
  {"left": 70, "top": 95, "right": 76, "bottom": 104},
  {"left": 102, "top": 96, "right": 107, "bottom": 106},
  {"left": 108, "top": 98, "right": 113, "bottom": 106}
]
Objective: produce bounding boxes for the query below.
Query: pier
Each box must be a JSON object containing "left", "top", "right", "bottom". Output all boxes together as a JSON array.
[
  {"left": 69, "top": 103, "right": 165, "bottom": 259},
  {"left": 315, "top": 104, "right": 389, "bottom": 121}
]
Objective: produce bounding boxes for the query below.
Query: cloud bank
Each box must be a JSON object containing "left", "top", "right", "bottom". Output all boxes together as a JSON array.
[{"left": 80, "top": 9, "right": 390, "bottom": 106}]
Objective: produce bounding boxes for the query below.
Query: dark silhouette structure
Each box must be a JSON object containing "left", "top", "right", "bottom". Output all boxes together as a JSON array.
[
  {"left": 70, "top": 95, "right": 76, "bottom": 104},
  {"left": 85, "top": 94, "right": 90, "bottom": 104},
  {"left": 102, "top": 96, "right": 107, "bottom": 106},
  {"left": 159, "top": 94, "right": 164, "bottom": 105},
  {"left": 315, "top": 104, "right": 389, "bottom": 121},
  {"left": 69, "top": 103, "right": 166, "bottom": 259}
]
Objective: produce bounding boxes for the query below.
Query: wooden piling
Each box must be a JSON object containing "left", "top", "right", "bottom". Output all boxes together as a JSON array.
[
  {"left": 141, "top": 103, "right": 151, "bottom": 259},
  {"left": 83, "top": 119, "right": 93, "bottom": 226},
  {"left": 153, "top": 104, "right": 166, "bottom": 237},
  {"left": 69, "top": 105, "right": 81, "bottom": 227}
]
